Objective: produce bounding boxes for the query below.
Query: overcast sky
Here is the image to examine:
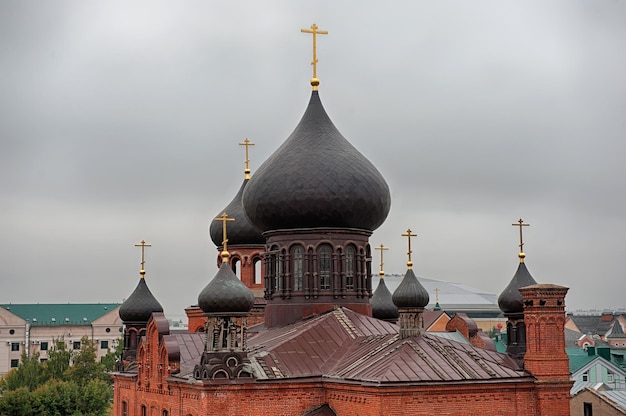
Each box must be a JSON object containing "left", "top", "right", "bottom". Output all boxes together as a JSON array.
[{"left": 1, "top": 1, "right": 625, "bottom": 320}]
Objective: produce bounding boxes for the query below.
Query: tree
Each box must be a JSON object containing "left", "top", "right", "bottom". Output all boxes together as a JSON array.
[
  {"left": 0, "top": 380, "right": 112, "bottom": 416},
  {"left": 0, "top": 387, "right": 37, "bottom": 416},
  {"left": 65, "top": 336, "right": 108, "bottom": 384},
  {"left": 100, "top": 337, "right": 123, "bottom": 372},
  {"left": 0, "top": 353, "right": 46, "bottom": 393},
  {"left": 44, "top": 337, "right": 71, "bottom": 381},
  {"left": 0, "top": 335, "right": 113, "bottom": 415}
]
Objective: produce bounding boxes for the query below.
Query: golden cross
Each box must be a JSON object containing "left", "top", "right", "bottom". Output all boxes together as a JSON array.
[
  {"left": 435, "top": 287, "right": 440, "bottom": 304},
  {"left": 239, "top": 138, "right": 255, "bottom": 179},
  {"left": 214, "top": 212, "right": 235, "bottom": 255},
  {"left": 374, "top": 244, "right": 389, "bottom": 276},
  {"left": 134, "top": 240, "right": 152, "bottom": 277},
  {"left": 401, "top": 228, "right": 417, "bottom": 269},
  {"left": 512, "top": 218, "right": 529, "bottom": 262},
  {"left": 300, "top": 23, "right": 328, "bottom": 90}
]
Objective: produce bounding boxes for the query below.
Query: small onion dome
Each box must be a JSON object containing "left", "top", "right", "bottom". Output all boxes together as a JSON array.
[
  {"left": 242, "top": 91, "right": 391, "bottom": 233},
  {"left": 371, "top": 278, "right": 399, "bottom": 321},
  {"left": 498, "top": 262, "right": 537, "bottom": 315},
  {"left": 392, "top": 268, "right": 430, "bottom": 309},
  {"left": 198, "top": 261, "right": 255, "bottom": 314},
  {"left": 209, "top": 179, "right": 264, "bottom": 247},
  {"left": 119, "top": 278, "right": 164, "bottom": 323}
]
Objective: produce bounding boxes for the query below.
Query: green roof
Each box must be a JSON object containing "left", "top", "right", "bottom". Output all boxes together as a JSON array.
[
  {"left": 0, "top": 303, "right": 121, "bottom": 326},
  {"left": 568, "top": 354, "right": 596, "bottom": 373}
]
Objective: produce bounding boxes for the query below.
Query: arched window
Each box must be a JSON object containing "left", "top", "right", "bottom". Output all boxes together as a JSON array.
[
  {"left": 319, "top": 246, "right": 331, "bottom": 290},
  {"left": 267, "top": 246, "right": 280, "bottom": 295},
  {"left": 141, "top": 405, "right": 147, "bottom": 416},
  {"left": 231, "top": 257, "right": 241, "bottom": 279},
  {"left": 253, "top": 256, "right": 262, "bottom": 284},
  {"left": 292, "top": 246, "right": 304, "bottom": 291},
  {"left": 122, "top": 401, "right": 128, "bottom": 416},
  {"left": 345, "top": 246, "right": 355, "bottom": 290}
]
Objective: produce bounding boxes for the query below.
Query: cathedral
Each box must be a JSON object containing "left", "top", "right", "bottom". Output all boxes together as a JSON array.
[{"left": 112, "top": 25, "right": 572, "bottom": 416}]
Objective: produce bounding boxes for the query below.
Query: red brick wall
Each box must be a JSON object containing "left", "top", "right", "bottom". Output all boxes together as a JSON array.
[
  {"left": 113, "top": 376, "right": 548, "bottom": 416},
  {"left": 520, "top": 284, "right": 572, "bottom": 416}
]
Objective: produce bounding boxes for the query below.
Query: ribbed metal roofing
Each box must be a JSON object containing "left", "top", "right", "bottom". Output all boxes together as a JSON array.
[
  {"left": 0, "top": 303, "right": 121, "bottom": 326},
  {"left": 245, "top": 308, "right": 525, "bottom": 384},
  {"left": 600, "top": 390, "right": 626, "bottom": 411},
  {"left": 170, "top": 332, "right": 205, "bottom": 378}
]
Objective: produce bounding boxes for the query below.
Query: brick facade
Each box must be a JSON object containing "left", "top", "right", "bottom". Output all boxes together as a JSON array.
[{"left": 112, "top": 284, "right": 573, "bottom": 416}]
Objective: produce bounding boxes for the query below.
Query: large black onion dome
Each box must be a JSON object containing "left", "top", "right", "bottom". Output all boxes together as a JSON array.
[
  {"left": 371, "top": 278, "right": 399, "bottom": 320},
  {"left": 119, "top": 278, "right": 164, "bottom": 323},
  {"left": 498, "top": 262, "right": 537, "bottom": 315},
  {"left": 209, "top": 179, "right": 264, "bottom": 247},
  {"left": 198, "top": 262, "right": 255, "bottom": 314},
  {"left": 242, "top": 91, "right": 391, "bottom": 233},
  {"left": 392, "top": 269, "right": 430, "bottom": 309}
]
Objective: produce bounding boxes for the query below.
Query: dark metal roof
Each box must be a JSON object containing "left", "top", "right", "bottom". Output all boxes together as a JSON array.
[
  {"left": 209, "top": 178, "right": 264, "bottom": 247},
  {"left": 246, "top": 308, "right": 525, "bottom": 384},
  {"left": 570, "top": 315, "right": 615, "bottom": 336},
  {"left": 370, "top": 277, "right": 398, "bottom": 321},
  {"left": 242, "top": 91, "right": 391, "bottom": 233},
  {"left": 170, "top": 332, "right": 205, "bottom": 378},
  {"left": 608, "top": 320, "right": 625, "bottom": 338},
  {"left": 198, "top": 262, "right": 255, "bottom": 314},
  {"left": 497, "top": 262, "right": 537, "bottom": 315},
  {"left": 392, "top": 268, "right": 429, "bottom": 309},
  {"left": 119, "top": 278, "right": 163, "bottom": 323}
]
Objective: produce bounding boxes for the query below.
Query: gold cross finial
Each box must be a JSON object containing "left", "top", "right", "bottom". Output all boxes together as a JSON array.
[
  {"left": 134, "top": 240, "right": 152, "bottom": 278},
  {"left": 214, "top": 212, "right": 235, "bottom": 262},
  {"left": 301, "top": 23, "right": 328, "bottom": 91},
  {"left": 435, "top": 287, "right": 440, "bottom": 303},
  {"left": 401, "top": 228, "right": 417, "bottom": 269},
  {"left": 374, "top": 244, "right": 389, "bottom": 277},
  {"left": 512, "top": 218, "right": 530, "bottom": 263},
  {"left": 239, "top": 138, "right": 255, "bottom": 179}
]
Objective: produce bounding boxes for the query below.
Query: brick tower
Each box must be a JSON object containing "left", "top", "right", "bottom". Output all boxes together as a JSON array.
[{"left": 520, "top": 284, "right": 572, "bottom": 416}]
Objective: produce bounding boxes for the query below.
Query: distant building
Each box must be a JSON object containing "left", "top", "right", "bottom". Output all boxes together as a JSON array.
[
  {"left": 571, "top": 387, "right": 626, "bottom": 416},
  {"left": 0, "top": 303, "right": 122, "bottom": 376},
  {"left": 380, "top": 274, "right": 503, "bottom": 318},
  {"left": 569, "top": 347, "right": 626, "bottom": 394}
]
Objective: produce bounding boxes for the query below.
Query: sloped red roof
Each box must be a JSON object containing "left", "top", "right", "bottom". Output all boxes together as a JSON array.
[
  {"left": 247, "top": 308, "right": 524, "bottom": 384},
  {"left": 172, "top": 332, "right": 205, "bottom": 378}
]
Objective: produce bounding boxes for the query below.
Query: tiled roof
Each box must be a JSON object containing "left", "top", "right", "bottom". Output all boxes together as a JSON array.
[
  {"left": 608, "top": 320, "right": 625, "bottom": 338},
  {"left": 247, "top": 308, "right": 525, "bottom": 384},
  {"left": 569, "top": 315, "right": 614, "bottom": 336},
  {"left": 0, "top": 303, "right": 121, "bottom": 326}
]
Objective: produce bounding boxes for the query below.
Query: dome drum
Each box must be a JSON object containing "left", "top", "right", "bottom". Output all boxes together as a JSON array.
[{"left": 261, "top": 229, "right": 373, "bottom": 303}]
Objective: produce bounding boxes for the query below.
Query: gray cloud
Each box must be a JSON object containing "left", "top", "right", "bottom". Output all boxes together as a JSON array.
[{"left": 1, "top": 1, "right": 625, "bottom": 319}]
